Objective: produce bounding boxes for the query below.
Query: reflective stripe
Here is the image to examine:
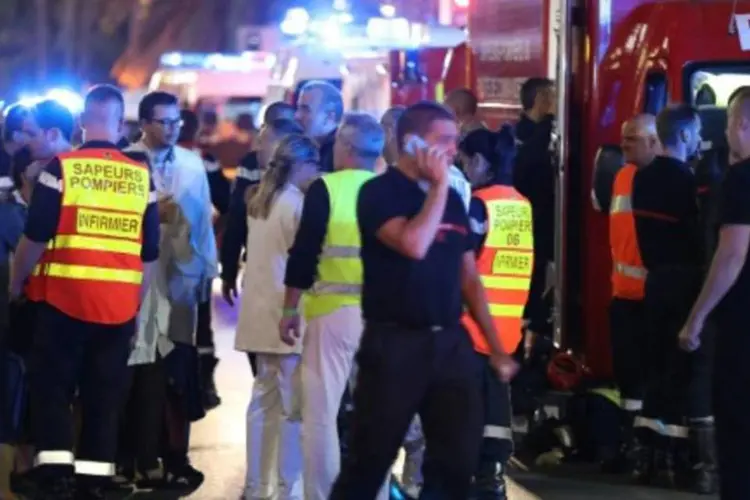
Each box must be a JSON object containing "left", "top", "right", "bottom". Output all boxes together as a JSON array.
[
  {"left": 38, "top": 171, "right": 62, "bottom": 192},
  {"left": 313, "top": 282, "right": 361, "bottom": 295},
  {"left": 511, "top": 415, "right": 529, "bottom": 434},
  {"left": 614, "top": 262, "right": 647, "bottom": 279},
  {"left": 35, "top": 450, "right": 75, "bottom": 466},
  {"left": 469, "top": 216, "right": 488, "bottom": 235},
  {"left": 197, "top": 346, "right": 215, "bottom": 355},
  {"left": 482, "top": 275, "right": 531, "bottom": 291},
  {"left": 634, "top": 417, "right": 689, "bottom": 438},
  {"left": 75, "top": 460, "right": 115, "bottom": 476},
  {"left": 622, "top": 398, "right": 643, "bottom": 411},
  {"left": 0, "top": 176, "right": 13, "bottom": 189},
  {"left": 488, "top": 303, "right": 525, "bottom": 317},
  {"left": 148, "top": 190, "right": 159, "bottom": 203},
  {"left": 237, "top": 167, "right": 262, "bottom": 182},
  {"left": 610, "top": 194, "right": 632, "bottom": 214},
  {"left": 320, "top": 245, "right": 360, "bottom": 258},
  {"left": 52, "top": 234, "right": 142, "bottom": 256},
  {"left": 484, "top": 425, "right": 513, "bottom": 440},
  {"left": 36, "top": 263, "right": 142, "bottom": 284}
]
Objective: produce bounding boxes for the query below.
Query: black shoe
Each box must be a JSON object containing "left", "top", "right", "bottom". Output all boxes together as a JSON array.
[
  {"left": 37, "top": 476, "right": 76, "bottom": 500},
  {"left": 134, "top": 467, "right": 165, "bottom": 490},
  {"left": 472, "top": 462, "right": 508, "bottom": 500},
  {"left": 106, "top": 464, "right": 135, "bottom": 492},
  {"left": 163, "top": 463, "right": 204, "bottom": 490},
  {"left": 690, "top": 422, "right": 719, "bottom": 495},
  {"left": 74, "top": 486, "right": 106, "bottom": 500},
  {"left": 200, "top": 356, "right": 221, "bottom": 411}
]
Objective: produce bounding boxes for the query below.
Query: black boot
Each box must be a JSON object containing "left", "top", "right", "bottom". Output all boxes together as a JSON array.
[
  {"left": 690, "top": 422, "right": 718, "bottom": 495},
  {"left": 37, "top": 475, "right": 76, "bottom": 500},
  {"left": 631, "top": 428, "right": 655, "bottom": 484},
  {"left": 472, "top": 461, "right": 507, "bottom": 500},
  {"left": 602, "top": 410, "right": 637, "bottom": 474},
  {"left": 652, "top": 435, "right": 678, "bottom": 489},
  {"left": 200, "top": 355, "right": 221, "bottom": 411}
]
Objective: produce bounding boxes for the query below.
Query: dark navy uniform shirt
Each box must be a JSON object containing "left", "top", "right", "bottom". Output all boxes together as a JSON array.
[
  {"left": 319, "top": 131, "right": 336, "bottom": 174},
  {"left": 221, "top": 151, "right": 261, "bottom": 283},
  {"left": 285, "top": 179, "right": 330, "bottom": 290},
  {"left": 24, "top": 140, "right": 160, "bottom": 263},
  {"left": 357, "top": 167, "right": 472, "bottom": 329}
]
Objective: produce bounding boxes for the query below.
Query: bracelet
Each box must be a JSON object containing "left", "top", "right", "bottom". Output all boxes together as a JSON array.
[{"left": 282, "top": 307, "right": 298, "bottom": 318}]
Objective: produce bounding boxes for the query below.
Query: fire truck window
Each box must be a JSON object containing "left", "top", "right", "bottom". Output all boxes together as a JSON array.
[
  {"left": 643, "top": 72, "right": 667, "bottom": 114},
  {"left": 688, "top": 68, "right": 750, "bottom": 109}
]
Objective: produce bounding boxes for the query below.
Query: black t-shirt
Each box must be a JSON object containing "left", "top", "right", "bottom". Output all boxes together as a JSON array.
[
  {"left": 357, "top": 167, "right": 472, "bottom": 329},
  {"left": 716, "top": 158, "right": 750, "bottom": 318}
]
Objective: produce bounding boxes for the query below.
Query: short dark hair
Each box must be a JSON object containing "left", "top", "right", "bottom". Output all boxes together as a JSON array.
[
  {"left": 267, "top": 118, "right": 304, "bottom": 137},
  {"left": 656, "top": 104, "right": 700, "bottom": 147},
  {"left": 179, "top": 109, "right": 199, "bottom": 143},
  {"left": 446, "top": 88, "right": 478, "bottom": 115},
  {"left": 2, "top": 104, "right": 29, "bottom": 143},
  {"left": 263, "top": 102, "right": 295, "bottom": 125},
  {"left": 30, "top": 99, "right": 75, "bottom": 142},
  {"left": 396, "top": 101, "right": 456, "bottom": 152},
  {"left": 520, "top": 77, "right": 553, "bottom": 111},
  {"left": 138, "top": 91, "right": 178, "bottom": 121},
  {"left": 85, "top": 84, "right": 125, "bottom": 115}
]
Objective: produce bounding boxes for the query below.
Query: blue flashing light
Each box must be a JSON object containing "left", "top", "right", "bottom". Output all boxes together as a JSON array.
[
  {"left": 161, "top": 52, "right": 183, "bottom": 67},
  {"left": 12, "top": 88, "right": 84, "bottom": 115},
  {"left": 281, "top": 8, "right": 310, "bottom": 36}
]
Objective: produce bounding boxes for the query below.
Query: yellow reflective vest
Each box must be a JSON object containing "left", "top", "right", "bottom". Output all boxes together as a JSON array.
[{"left": 303, "top": 169, "right": 374, "bottom": 319}]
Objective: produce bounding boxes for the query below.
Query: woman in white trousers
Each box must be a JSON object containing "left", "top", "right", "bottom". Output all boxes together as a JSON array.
[{"left": 233, "top": 131, "right": 321, "bottom": 500}]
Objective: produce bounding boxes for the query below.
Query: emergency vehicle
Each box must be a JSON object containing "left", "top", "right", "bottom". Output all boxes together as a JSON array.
[
  {"left": 398, "top": 0, "right": 750, "bottom": 378},
  {"left": 267, "top": 10, "right": 465, "bottom": 118},
  {"left": 149, "top": 51, "right": 275, "bottom": 126}
]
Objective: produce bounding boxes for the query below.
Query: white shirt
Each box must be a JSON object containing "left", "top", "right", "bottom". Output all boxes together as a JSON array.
[{"left": 235, "top": 184, "right": 305, "bottom": 355}]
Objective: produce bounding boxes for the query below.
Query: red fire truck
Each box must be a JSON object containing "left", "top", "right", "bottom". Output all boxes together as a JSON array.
[{"left": 392, "top": 0, "right": 750, "bottom": 378}]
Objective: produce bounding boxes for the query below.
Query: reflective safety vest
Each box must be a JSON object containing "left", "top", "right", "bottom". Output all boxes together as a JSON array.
[
  {"left": 462, "top": 185, "right": 534, "bottom": 355},
  {"left": 303, "top": 169, "right": 374, "bottom": 319},
  {"left": 26, "top": 149, "right": 152, "bottom": 325},
  {"left": 609, "top": 164, "right": 646, "bottom": 300}
]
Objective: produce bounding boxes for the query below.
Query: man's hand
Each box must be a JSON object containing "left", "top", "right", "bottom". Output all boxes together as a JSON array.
[
  {"left": 221, "top": 279, "right": 238, "bottom": 306},
  {"left": 158, "top": 196, "right": 179, "bottom": 224},
  {"left": 279, "top": 310, "right": 301, "bottom": 346},
  {"left": 679, "top": 315, "right": 704, "bottom": 352},
  {"left": 415, "top": 146, "right": 450, "bottom": 186},
  {"left": 489, "top": 352, "right": 519, "bottom": 382}
]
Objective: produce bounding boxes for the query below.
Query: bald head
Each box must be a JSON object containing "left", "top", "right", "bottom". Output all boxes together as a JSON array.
[
  {"left": 727, "top": 86, "right": 750, "bottom": 161},
  {"left": 445, "top": 88, "right": 478, "bottom": 122},
  {"left": 621, "top": 114, "right": 659, "bottom": 167},
  {"left": 381, "top": 106, "right": 405, "bottom": 165}
]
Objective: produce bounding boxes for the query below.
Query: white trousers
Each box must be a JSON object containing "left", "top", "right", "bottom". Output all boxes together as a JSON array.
[
  {"left": 244, "top": 353, "right": 303, "bottom": 500},
  {"left": 301, "top": 306, "right": 389, "bottom": 500}
]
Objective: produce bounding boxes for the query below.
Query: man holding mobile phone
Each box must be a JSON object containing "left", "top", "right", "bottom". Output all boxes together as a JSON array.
[{"left": 330, "top": 101, "right": 518, "bottom": 499}]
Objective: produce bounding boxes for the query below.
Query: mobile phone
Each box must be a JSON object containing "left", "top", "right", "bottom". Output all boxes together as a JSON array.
[{"left": 403, "top": 135, "right": 428, "bottom": 157}]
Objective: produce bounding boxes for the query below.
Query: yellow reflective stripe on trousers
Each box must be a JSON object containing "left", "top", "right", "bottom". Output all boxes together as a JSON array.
[
  {"left": 36, "top": 263, "right": 142, "bottom": 284},
  {"left": 50, "top": 234, "right": 141, "bottom": 256},
  {"left": 488, "top": 303, "right": 525, "bottom": 317},
  {"left": 481, "top": 275, "right": 531, "bottom": 291},
  {"left": 320, "top": 245, "right": 360, "bottom": 258},
  {"left": 35, "top": 450, "right": 75, "bottom": 467}
]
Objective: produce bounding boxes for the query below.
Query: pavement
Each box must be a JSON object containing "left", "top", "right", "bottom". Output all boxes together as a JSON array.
[{"left": 141, "top": 290, "right": 716, "bottom": 499}]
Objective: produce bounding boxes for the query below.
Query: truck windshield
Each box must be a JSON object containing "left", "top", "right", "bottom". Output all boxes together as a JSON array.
[{"left": 686, "top": 65, "right": 750, "bottom": 108}]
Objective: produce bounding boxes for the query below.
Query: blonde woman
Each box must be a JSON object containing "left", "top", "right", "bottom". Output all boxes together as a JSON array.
[{"left": 237, "top": 134, "right": 320, "bottom": 500}]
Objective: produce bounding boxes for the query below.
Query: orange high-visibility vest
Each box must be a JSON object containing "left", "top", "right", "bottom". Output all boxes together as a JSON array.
[
  {"left": 463, "top": 184, "right": 534, "bottom": 355},
  {"left": 26, "top": 149, "right": 152, "bottom": 325},
  {"left": 609, "top": 164, "right": 646, "bottom": 300}
]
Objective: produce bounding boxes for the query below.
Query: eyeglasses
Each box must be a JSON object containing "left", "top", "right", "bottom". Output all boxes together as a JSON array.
[{"left": 151, "top": 118, "right": 183, "bottom": 128}]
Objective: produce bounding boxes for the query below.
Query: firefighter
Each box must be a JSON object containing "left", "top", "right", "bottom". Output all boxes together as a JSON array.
[
  {"left": 280, "top": 113, "right": 388, "bottom": 500},
  {"left": 445, "top": 88, "right": 486, "bottom": 140},
  {"left": 631, "top": 104, "right": 706, "bottom": 489},
  {"left": 8, "top": 84, "right": 160, "bottom": 499},
  {"left": 329, "top": 102, "right": 517, "bottom": 499},
  {"left": 605, "top": 114, "right": 660, "bottom": 473},
  {"left": 460, "top": 126, "right": 532, "bottom": 499},
  {"left": 679, "top": 87, "right": 750, "bottom": 499}
]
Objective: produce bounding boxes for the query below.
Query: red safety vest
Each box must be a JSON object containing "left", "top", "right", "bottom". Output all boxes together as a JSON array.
[
  {"left": 26, "top": 149, "right": 152, "bottom": 325},
  {"left": 609, "top": 164, "right": 646, "bottom": 300},
  {"left": 462, "top": 185, "right": 534, "bottom": 355}
]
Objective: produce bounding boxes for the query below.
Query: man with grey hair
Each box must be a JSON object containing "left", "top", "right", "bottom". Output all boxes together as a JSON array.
[
  {"left": 295, "top": 80, "right": 343, "bottom": 172},
  {"left": 280, "top": 112, "right": 388, "bottom": 500}
]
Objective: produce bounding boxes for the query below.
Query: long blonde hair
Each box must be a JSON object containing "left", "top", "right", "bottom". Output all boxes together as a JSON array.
[{"left": 247, "top": 134, "right": 320, "bottom": 219}]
